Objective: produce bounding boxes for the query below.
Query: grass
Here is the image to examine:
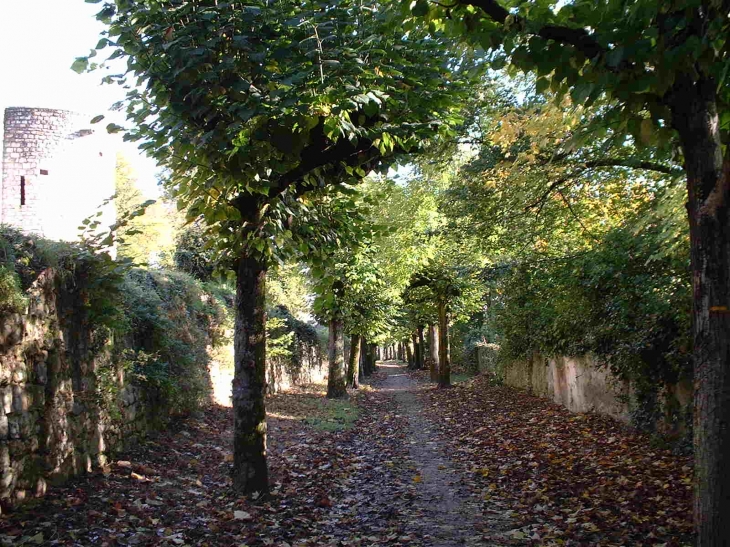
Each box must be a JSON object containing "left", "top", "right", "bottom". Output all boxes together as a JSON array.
[
  {"left": 267, "top": 382, "right": 360, "bottom": 432},
  {"left": 305, "top": 398, "right": 360, "bottom": 431},
  {"left": 450, "top": 372, "right": 475, "bottom": 384}
]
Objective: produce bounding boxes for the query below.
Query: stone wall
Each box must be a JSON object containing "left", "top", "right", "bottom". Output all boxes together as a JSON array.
[
  {"left": 1, "top": 264, "right": 327, "bottom": 508},
  {"left": 1, "top": 107, "right": 115, "bottom": 240},
  {"left": 0, "top": 268, "right": 161, "bottom": 511},
  {"left": 209, "top": 337, "right": 326, "bottom": 407},
  {"left": 477, "top": 347, "right": 692, "bottom": 434}
]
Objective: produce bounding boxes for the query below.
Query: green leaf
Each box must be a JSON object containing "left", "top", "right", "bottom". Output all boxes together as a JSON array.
[
  {"left": 71, "top": 57, "right": 89, "bottom": 74},
  {"left": 411, "top": 0, "right": 430, "bottom": 17}
]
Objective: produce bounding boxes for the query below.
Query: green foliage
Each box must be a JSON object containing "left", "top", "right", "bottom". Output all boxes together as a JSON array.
[
  {"left": 173, "top": 221, "right": 218, "bottom": 282},
  {"left": 441, "top": 97, "right": 682, "bottom": 261},
  {"left": 114, "top": 153, "right": 181, "bottom": 267},
  {"left": 0, "top": 230, "right": 26, "bottom": 314},
  {"left": 89, "top": 0, "right": 473, "bottom": 265},
  {"left": 494, "top": 219, "right": 691, "bottom": 390},
  {"left": 266, "top": 305, "right": 322, "bottom": 366},
  {"left": 120, "top": 269, "right": 230, "bottom": 414},
  {"left": 0, "top": 226, "right": 130, "bottom": 332},
  {"left": 0, "top": 225, "right": 229, "bottom": 417},
  {"left": 266, "top": 316, "right": 296, "bottom": 360},
  {"left": 405, "top": 0, "right": 730, "bottom": 152},
  {"left": 0, "top": 265, "right": 25, "bottom": 314},
  {"left": 266, "top": 264, "right": 311, "bottom": 320},
  {"left": 311, "top": 243, "right": 392, "bottom": 339}
]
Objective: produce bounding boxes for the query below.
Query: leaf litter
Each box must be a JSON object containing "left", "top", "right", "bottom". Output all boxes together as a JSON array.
[
  {"left": 411, "top": 370, "right": 693, "bottom": 546},
  {"left": 0, "top": 366, "right": 692, "bottom": 546}
]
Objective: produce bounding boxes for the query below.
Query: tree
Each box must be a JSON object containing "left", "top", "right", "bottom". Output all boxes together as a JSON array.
[
  {"left": 406, "top": 264, "right": 464, "bottom": 387},
  {"left": 405, "top": 1, "right": 730, "bottom": 539},
  {"left": 87, "top": 0, "right": 470, "bottom": 493},
  {"left": 311, "top": 234, "right": 392, "bottom": 395},
  {"left": 115, "top": 153, "right": 180, "bottom": 266}
]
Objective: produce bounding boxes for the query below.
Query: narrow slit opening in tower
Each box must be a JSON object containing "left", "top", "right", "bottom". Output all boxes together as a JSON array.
[{"left": 20, "top": 176, "right": 26, "bottom": 206}]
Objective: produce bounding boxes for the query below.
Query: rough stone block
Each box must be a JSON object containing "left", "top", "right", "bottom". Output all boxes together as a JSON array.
[
  {"left": 11, "top": 368, "right": 26, "bottom": 384},
  {"left": 19, "top": 413, "right": 34, "bottom": 439},
  {"left": 11, "top": 386, "right": 25, "bottom": 413},
  {"left": 27, "top": 386, "right": 44, "bottom": 409},
  {"left": 7, "top": 417, "right": 20, "bottom": 440},
  {"left": 1, "top": 467, "right": 15, "bottom": 489},
  {"left": 0, "top": 365, "right": 11, "bottom": 390},
  {"left": 72, "top": 401, "right": 85, "bottom": 416},
  {"left": 33, "top": 362, "right": 47, "bottom": 385},
  {"left": 0, "top": 314, "right": 23, "bottom": 350},
  {"left": 0, "top": 443, "right": 9, "bottom": 468}
]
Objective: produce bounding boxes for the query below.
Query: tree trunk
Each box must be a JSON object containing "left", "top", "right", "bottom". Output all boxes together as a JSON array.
[
  {"left": 347, "top": 334, "right": 361, "bottom": 389},
  {"left": 326, "top": 317, "right": 347, "bottom": 398},
  {"left": 428, "top": 324, "right": 439, "bottom": 382},
  {"left": 669, "top": 74, "right": 730, "bottom": 545},
  {"left": 437, "top": 301, "right": 450, "bottom": 388},
  {"left": 405, "top": 339, "right": 413, "bottom": 368},
  {"left": 361, "top": 337, "right": 373, "bottom": 376},
  {"left": 410, "top": 332, "right": 419, "bottom": 370},
  {"left": 232, "top": 253, "right": 269, "bottom": 494},
  {"left": 359, "top": 338, "right": 366, "bottom": 381},
  {"left": 417, "top": 325, "right": 426, "bottom": 370}
]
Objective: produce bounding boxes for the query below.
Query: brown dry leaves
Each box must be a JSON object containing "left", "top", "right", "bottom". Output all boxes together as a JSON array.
[
  {"left": 0, "top": 378, "right": 417, "bottom": 546},
  {"left": 414, "top": 372, "right": 693, "bottom": 546}
]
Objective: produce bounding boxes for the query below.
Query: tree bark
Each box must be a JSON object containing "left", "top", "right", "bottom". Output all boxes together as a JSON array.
[
  {"left": 428, "top": 324, "right": 439, "bottom": 382},
  {"left": 669, "top": 74, "right": 730, "bottom": 545},
  {"left": 232, "top": 253, "right": 269, "bottom": 494},
  {"left": 327, "top": 317, "right": 347, "bottom": 398},
  {"left": 361, "top": 337, "right": 373, "bottom": 376},
  {"left": 405, "top": 339, "right": 414, "bottom": 368},
  {"left": 437, "top": 301, "right": 451, "bottom": 388},
  {"left": 411, "top": 333, "right": 418, "bottom": 369},
  {"left": 359, "top": 338, "right": 366, "bottom": 381},
  {"left": 417, "top": 325, "right": 426, "bottom": 370},
  {"left": 346, "top": 334, "right": 361, "bottom": 389}
]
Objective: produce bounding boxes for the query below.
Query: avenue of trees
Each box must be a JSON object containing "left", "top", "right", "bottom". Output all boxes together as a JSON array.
[{"left": 82, "top": 0, "right": 729, "bottom": 543}]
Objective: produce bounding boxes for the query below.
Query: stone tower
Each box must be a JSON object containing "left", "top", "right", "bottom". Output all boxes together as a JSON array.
[{"left": 1, "top": 107, "right": 116, "bottom": 241}]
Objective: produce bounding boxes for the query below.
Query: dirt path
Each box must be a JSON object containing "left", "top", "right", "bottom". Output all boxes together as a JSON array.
[
  {"left": 1, "top": 363, "right": 514, "bottom": 546},
  {"left": 24, "top": 358, "right": 703, "bottom": 546},
  {"left": 374, "top": 362, "right": 514, "bottom": 545}
]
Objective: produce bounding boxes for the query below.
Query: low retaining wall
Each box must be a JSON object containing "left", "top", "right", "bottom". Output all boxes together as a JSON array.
[{"left": 476, "top": 347, "right": 692, "bottom": 433}]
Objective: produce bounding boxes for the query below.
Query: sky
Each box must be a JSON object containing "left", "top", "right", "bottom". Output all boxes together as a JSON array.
[{"left": 0, "top": 0, "right": 160, "bottom": 195}]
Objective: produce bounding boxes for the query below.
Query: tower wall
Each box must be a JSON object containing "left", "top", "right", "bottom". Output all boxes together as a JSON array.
[{"left": 1, "top": 107, "right": 116, "bottom": 240}]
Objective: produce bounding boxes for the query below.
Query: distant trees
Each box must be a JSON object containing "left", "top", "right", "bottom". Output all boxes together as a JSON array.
[{"left": 89, "top": 0, "right": 470, "bottom": 493}]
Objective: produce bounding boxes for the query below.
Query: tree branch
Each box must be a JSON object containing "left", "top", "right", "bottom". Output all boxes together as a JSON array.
[
  {"left": 523, "top": 157, "right": 681, "bottom": 212},
  {"left": 524, "top": 169, "right": 586, "bottom": 212},
  {"left": 460, "top": 0, "right": 605, "bottom": 60},
  {"left": 557, "top": 189, "right": 600, "bottom": 241},
  {"left": 583, "top": 158, "right": 683, "bottom": 176}
]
